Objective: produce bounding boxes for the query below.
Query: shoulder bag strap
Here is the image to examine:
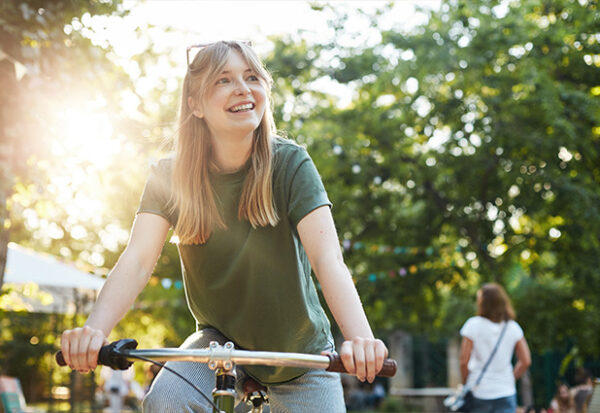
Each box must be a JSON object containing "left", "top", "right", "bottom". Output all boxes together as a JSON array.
[{"left": 474, "top": 321, "right": 509, "bottom": 386}]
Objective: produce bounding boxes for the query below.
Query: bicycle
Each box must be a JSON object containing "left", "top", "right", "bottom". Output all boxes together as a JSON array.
[{"left": 56, "top": 338, "right": 397, "bottom": 413}]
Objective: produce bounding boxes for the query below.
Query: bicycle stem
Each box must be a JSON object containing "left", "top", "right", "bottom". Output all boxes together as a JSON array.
[{"left": 212, "top": 366, "right": 236, "bottom": 413}]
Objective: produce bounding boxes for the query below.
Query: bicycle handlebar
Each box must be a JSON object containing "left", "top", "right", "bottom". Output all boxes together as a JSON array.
[{"left": 56, "top": 339, "right": 397, "bottom": 378}]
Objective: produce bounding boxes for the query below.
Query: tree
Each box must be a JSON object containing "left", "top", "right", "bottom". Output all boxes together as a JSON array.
[
  {"left": 387, "top": 0, "right": 600, "bottom": 353},
  {"left": 265, "top": 0, "right": 600, "bottom": 354},
  {"left": 0, "top": 2, "right": 192, "bottom": 401},
  {"left": 0, "top": 0, "right": 126, "bottom": 289}
]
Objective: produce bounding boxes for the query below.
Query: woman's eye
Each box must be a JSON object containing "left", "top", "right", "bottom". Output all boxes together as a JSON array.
[
  {"left": 216, "top": 78, "right": 229, "bottom": 84},
  {"left": 247, "top": 75, "right": 259, "bottom": 81}
]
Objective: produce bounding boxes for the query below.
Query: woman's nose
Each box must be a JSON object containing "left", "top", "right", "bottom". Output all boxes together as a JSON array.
[{"left": 233, "top": 79, "right": 251, "bottom": 95}]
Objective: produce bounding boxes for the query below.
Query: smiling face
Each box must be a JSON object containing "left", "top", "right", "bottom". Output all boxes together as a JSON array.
[{"left": 191, "top": 50, "right": 267, "bottom": 143}]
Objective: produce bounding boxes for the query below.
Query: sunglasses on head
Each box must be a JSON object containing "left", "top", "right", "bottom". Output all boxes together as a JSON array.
[{"left": 186, "top": 41, "right": 253, "bottom": 68}]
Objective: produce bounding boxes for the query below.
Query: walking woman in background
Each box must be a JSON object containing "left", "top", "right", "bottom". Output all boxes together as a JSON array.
[
  {"left": 460, "top": 283, "right": 532, "bottom": 413},
  {"left": 60, "top": 40, "right": 387, "bottom": 412}
]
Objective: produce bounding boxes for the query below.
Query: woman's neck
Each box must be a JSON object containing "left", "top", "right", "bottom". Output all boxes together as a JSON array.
[{"left": 210, "top": 132, "right": 253, "bottom": 173}]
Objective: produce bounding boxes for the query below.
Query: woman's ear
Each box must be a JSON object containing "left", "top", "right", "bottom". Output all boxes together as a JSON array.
[{"left": 188, "top": 96, "right": 204, "bottom": 118}]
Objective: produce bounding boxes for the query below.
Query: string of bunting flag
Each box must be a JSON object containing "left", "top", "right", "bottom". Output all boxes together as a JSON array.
[
  {"left": 150, "top": 241, "right": 446, "bottom": 288},
  {"left": 341, "top": 239, "right": 440, "bottom": 283},
  {"left": 342, "top": 239, "right": 436, "bottom": 256},
  {"left": 149, "top": 276, "right": 184, "bottom": 290}
]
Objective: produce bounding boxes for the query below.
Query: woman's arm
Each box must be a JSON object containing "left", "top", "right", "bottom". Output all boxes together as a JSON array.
[
  {"left": 513, "top": 337, "right": 531, "bottom": 380},
  {"left": 297, "top": 205, "right": 388, "bottom": 383},
  {"left": 459, "top": 336, "right": 473, "bottom": 384},
  {"left": 61, "top": 213, "right": 171, "bottom": 372}
]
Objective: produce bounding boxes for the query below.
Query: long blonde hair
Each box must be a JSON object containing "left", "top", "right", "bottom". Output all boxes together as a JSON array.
[{"left": 171, "top": 41, "right": 279, "bottom": 244}]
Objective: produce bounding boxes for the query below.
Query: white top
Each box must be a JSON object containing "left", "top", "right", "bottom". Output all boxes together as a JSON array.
[{"left": 460, "top": 316, "right": 524, "bottom": 399}]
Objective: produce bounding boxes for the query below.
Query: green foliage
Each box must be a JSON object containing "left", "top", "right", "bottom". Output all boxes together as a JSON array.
[
  {"left": 1, "top": 0, "right": 173, "bottom": 273},
  {"left": 0, "top": 0, "right": 190, "bottom": 401},
  {"left": 0, "top": 310, "right": 85, "bottom": 400},
  {"left": 265, "top": 0, "right": 600, "bottom": 354},
  {"left": 0, "top": 0, "right": 125, "bottom": 174}
]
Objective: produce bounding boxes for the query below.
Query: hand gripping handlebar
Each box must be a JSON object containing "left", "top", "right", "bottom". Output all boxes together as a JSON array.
[{"left": 56, "top": 339, "right": 138, "bottom": 370}]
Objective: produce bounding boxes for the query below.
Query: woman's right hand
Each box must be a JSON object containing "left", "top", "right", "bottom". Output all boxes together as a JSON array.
[
  {"left": 60, "top": 325, "right": 108, "bottom": 373},
  {"left": 59, "top": 214, "right": 171, "bottom": 373}
]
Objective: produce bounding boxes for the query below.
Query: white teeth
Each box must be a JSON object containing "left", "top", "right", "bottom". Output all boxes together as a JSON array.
[{"left": 230, "top": 103, "right": 253, "bottom": 112}]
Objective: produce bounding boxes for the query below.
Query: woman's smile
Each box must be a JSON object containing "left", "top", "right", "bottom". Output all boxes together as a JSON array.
[{"left": 228, "top": 102, "right": 255, "bottom": 113}]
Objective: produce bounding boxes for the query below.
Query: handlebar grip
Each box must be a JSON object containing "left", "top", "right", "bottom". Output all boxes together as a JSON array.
[
  {"left": 54, "top": 339, "right": 138, "bottom": 370},
  {"left": 325, "top": 354, "right": 397, "bottom": 378},
  {"left": 54, "top": 345, "right": 116, "bottom": 367},
  {"left": 55, "top": 350, "right": 67, "bottom": 366}
]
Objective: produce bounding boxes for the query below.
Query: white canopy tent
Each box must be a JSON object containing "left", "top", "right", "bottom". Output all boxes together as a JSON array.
[{"left": 1, "top": 243, "right": 105, "bottom": 314}]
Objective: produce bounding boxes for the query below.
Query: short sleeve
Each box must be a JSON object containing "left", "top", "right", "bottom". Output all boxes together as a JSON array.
[
  {"left": 287, "top": 149, "right": 332, "bottom": 226},
  {"left": 136, "top": 159, "right": 174, "bottom": 225},
  {"left": 460, "top": 317, "right": 478, "bottom": 340},
  {"left": 509, "top": 320, "right": 524, "bottom": 341}
]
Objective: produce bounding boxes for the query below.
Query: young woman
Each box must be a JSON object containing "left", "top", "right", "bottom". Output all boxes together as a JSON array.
[
  {"left": 60, "top": 40, "right": 388, "bottom": 412},
  {"left": 459, "top": 283, "right": 532, "bottom": 413}
]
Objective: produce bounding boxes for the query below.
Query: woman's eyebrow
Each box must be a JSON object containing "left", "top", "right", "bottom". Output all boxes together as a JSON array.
[{"left": 220, "top": 68, "right": 253, "bottom": 75}]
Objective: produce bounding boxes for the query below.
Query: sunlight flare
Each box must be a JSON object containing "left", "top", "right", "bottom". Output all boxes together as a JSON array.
[{"left": 53, "top": 107, "right": 119, "bottom": 170}]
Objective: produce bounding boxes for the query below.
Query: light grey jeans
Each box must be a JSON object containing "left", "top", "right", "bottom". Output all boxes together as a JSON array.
[{"left": 142, "top": 328, "right": 346, "bottom": 413}]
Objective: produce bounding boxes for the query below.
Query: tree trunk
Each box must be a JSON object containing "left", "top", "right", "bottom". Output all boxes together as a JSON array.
[
  {"left": 0, "top": 56, "right": 17, "bottom": 291},
  {"left": 0, "top": 215, "right": 8, "bottom": 290}
]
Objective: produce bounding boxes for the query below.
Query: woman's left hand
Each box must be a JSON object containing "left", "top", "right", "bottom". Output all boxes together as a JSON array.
[{"left": 338, "top": 337, "right": 388, "bottom": 383}]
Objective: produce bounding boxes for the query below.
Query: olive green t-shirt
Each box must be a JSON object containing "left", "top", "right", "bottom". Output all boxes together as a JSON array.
[{"left": 137, "top": 137, "right": 333, "bottom": 384}]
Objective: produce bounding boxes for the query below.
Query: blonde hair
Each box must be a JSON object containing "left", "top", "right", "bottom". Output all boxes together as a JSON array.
[{"left": 171, "top": 41, "right": 279, "bottom": 244}]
